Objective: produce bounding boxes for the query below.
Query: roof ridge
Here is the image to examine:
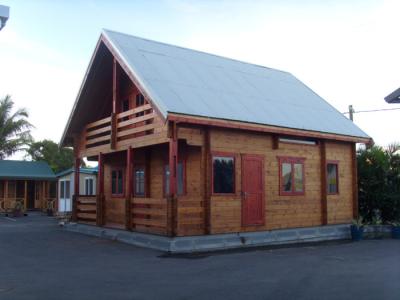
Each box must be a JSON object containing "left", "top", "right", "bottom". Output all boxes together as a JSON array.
[{"left": 102, "top": 28, "right": 291, "bottom": 75}]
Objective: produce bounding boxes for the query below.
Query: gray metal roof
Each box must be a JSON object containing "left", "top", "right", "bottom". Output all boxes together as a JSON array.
[{"left": 103, "top": 29, "right": 369, "bottom": 139}]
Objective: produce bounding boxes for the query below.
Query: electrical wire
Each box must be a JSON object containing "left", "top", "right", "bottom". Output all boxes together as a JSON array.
[{"left": 343, "top": 107, "right": 400, "bottom": 114}]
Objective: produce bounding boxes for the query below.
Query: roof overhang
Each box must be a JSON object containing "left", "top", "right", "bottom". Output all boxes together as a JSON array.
[
  {"left": 168, "top": 112, "right": 373, "bottom": 144},
  {"left": 384, "top": 87, "right": 400, "bottom": 103}
]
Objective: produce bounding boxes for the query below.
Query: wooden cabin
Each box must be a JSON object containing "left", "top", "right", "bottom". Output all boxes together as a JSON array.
[
  {"left": 0, "top": 160, "right": 57, "bottom": 214},
  {"left": 56, "top": 167, "right": 97, "bottom": 214},
  {"left": 60, "top": 30, "right": 371, "bottom": 236}
]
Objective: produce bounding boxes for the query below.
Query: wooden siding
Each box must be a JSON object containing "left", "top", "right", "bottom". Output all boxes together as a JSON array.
[
  {"left": 325, "top": 142, "right": 354, "bottom": 224},
  {"left": 207, "top": 128, "right": 354, "bottom": 234}
]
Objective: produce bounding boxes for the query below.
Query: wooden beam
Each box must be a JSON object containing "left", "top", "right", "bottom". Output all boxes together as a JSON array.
[
  {"left": 320, "top": 140, "right": 328, "bottom": 225},
  {"left": 145, "top": 148, "right": 151, "bottom": 198},
  {"left": 72, "top": 158, "right": 80, "bottom": 222},
  {"left": 202, "top": 127, "right": 211, "bottom": 234},
  {"left": 168, "top": 113, "right": 372, "bottom": 144},
  {"left": 351, "top": 143, "right": 359, "bottom": 219},
  {"left": 97, "top": 152, "right": 104, "bottom": 226},
  {"left": 24, "top": 180, "right": 27, "bottom": 213},
  {"left": 272, "top": 134, "right": 279, "bottom": 150},
  {"left": 112, "top": 58, "right": 119, "bottom": 114},
  {"left": 125, "top": 147, "right": 133, "bottom": 230},
  {"left": 110, "top": 112, "right": 117, "bottom": 149},
  {"left": 167, "top": 121, "right": 178, "bottom": 236}
]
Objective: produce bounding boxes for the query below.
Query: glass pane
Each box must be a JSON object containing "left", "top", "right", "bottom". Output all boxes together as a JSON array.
[
  {"left": 177, "top": 163, "right": 184, "bottom": 195},
  {"left": 111, "top": 171, "right": 116, "bottom": 194},
  {"left": 60, "top": 181, "right": 65, "bottom": 199},
  {"left": 65, "top": 181, "right": 70, "bottom": 198},
  {"left": 135, "top": 168, "right": 145, "bottom": 196},
  {"left": 282, "top": 163, "right": 292, "bottom": 192},
  {"left": 213, "top": 157, "right": 234, "bottom": 193},
  {"left": 164, "top": 165, "right": 170, "bottom": 195},
  {"left": 117, "top": 170, "right": 123, "bottom": 194},
  {"left": 294, "top": 163, "right": 303, "bottom": 192},
  {"left": 327, "top": 164, "right": 338, "bottom": 193}
]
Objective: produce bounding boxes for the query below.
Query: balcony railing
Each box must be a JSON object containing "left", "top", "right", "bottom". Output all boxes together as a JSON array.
[{"left": 84, "top": 104, "right": 165, "bottom": 155}]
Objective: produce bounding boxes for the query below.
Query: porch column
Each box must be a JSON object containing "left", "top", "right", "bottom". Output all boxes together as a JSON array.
[
  {"left": 167, "top": 121, "right": 178, "bottom": 236},
  {"left": 320, "top": 140, "right": 328, "bottom": 225},
  {"left": 4, "top": 180, "right": 8, "bottom": 211},
  {"left": 111, "top": 58, "right": 119, "bottom": 150},
  {"left": 202, "top": 127, "right": 211, "bottom": 234},
  {"left": 24, "top": 180, "right": 27, "bottom": 214},
  {"left": 125, "top": 147, "right": 133, "bottom": 230},
  {"left": 72, "top": 157, "right": 80, "bottom": 222},
  {"left": 96, "top": 153, "right": 104, "bottom": 226},
  {"left": 351, "top": 143, "right": 359, "bottom": 219}
]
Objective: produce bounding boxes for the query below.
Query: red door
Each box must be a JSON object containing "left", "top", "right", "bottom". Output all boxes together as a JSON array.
[{"left": 242, "top": 155, "right": 265, "bottom": 226}]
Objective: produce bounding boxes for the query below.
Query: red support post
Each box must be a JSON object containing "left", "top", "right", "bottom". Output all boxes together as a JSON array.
[
  {"left": 168, "top": 121, "right": 178, "bottom": 236},
  {"left": 125, "top": 147, "right": 133, "bottom": 230},
  {"left": 72, "top": 157, "right": 80, "bottom": 222},
  {"left": 97, "top": 153, "right": 104, "bottom": 226}
]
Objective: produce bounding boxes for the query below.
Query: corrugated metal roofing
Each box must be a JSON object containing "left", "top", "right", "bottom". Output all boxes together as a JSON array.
[
  {"left": 102, "top": 29, "right": 369, "bottom": 139},
  {"left": 55, "top": 167, "right": 98, "bottom": 178},
  {"left": 0, "top": 160, "right": 56, "bottom": 180}
]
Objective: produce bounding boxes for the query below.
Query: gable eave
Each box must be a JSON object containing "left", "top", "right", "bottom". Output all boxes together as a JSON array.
[{"left": 60, "top": 31, "right": 167, "bottom": 148}]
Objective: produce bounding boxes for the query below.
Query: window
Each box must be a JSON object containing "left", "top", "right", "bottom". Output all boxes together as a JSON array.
[
  {"left": 164, "top": 162, "right": 185, "bottom": 196},
  {"left": 85, "top": 178, "right": 94, "bottom": 195},
  {"left": 134, "top": 167, "right": 145, "bottom": 196},
  {"left": 327, "top": 162, "right": 339, "bottom": 194},
  {"left": 136, "top": 94, "right": 145, "bottom": 117},
  {"left": 279, "top": 157, "right": 305, "bottom": 195},
  {"left": 60, "top": 180, "right": 70, "bottom": 198},
  {"left": 111, "top": 169, "right": 124, "bottom": 196},
  {"left": 212, "top": 155, "right": 235, "bottom": 194}
]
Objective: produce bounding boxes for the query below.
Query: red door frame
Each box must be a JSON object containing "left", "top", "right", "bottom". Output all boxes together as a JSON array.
[{"left": 241, "top": 154, "right": 265, "bottom": 226}]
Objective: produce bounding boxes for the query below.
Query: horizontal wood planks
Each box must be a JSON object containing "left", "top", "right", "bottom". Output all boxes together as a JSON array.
[{"left": 76, "top": 196, "right": 97, "bottom": 225}]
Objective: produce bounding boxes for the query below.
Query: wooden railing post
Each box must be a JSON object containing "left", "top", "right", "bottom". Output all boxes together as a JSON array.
[
  {"left": 125, "top": 147, "right": 133, "bottom": 230},
  {"left": 168, "top": 121, "right": 178, "bottom": 236},
  {"left": 110, "top": 113, "right": 117, "bottom": 149},
  {"left": 320, "top": 140, "right": 328, "bottom": 225},
  {"left": 202, "top": 127, "right": 211, "bottom": 234},
  {"left": 72, "top": 195, "right": 78, "bottom": 222},
  {"left": 352, "top": 143, "right": 359, "bottom": 219},
  {"left": 97, "top": 153, "right": 104, "bottom": 226}
]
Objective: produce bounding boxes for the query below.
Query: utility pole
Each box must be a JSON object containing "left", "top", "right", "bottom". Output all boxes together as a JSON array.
[{"left": 348, "top": 105, "right": 354, "bottom": 121}]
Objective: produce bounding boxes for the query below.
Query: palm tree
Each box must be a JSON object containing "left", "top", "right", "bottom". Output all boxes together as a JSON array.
[{"left": 0, "top": 95, "right": 33, "bottom": 159}]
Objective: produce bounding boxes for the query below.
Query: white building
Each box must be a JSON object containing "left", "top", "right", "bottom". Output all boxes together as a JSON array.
[{"left": 56, "top": 167, "right": 97, "bottom": 213}]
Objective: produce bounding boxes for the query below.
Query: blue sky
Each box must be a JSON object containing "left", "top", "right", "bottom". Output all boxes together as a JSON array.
[{"left": 0, "top": 0, "right": 399, "bottom": 157}]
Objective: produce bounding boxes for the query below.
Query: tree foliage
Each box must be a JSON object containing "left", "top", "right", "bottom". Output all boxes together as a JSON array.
[
  {"left": 0, "top": 95, "right": 33, "bottom": 159},
  {"left": 358, "top": 143, "right": 400, "bottom": 223},
  {"left": 26, "top": 139, "right": 75, "bottom": 173}
]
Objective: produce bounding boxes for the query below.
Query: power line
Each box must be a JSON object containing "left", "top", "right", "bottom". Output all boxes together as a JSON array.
[{"left": 343, "top": 107, "right": 400, "bottom": 114}]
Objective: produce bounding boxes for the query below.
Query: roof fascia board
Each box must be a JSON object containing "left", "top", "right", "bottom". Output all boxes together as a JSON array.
[
  {"left": 168, "top": 113, "right": 372, "bottom": 144},
  {"left": 100, "top": 31, "right": 167, "bottom": 123}
]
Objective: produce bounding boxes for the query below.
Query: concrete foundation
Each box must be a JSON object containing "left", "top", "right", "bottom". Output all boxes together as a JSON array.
[{"left": 64, "top": 223, "right": 351, "bottom": 253}]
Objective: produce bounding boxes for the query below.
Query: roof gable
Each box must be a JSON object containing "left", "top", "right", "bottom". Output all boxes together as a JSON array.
[{"left": 0, "top": 160, "right": 56, "bottom": 180}]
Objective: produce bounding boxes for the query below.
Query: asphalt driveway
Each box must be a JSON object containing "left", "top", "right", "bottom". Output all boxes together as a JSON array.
[{"left": 0, "top": 213, "right": 399, "bottom": 300}]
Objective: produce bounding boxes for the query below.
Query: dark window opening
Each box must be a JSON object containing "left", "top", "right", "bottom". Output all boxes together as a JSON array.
[
  {"left": 134, "top": 167, "right": 145, "bottom": 196},
  {"left": 212, "top": 156, "right": 235, "bottom": 194},
  {"left": 111, "top": 170, "right": 124, "bottom": 195},
  {"left": 327, "top": 163, "right": 339, "bottom": 194}
]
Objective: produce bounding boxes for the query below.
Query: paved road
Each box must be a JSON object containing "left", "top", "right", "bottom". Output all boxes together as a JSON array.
[{"left": 0, "top": 213, "right": 399, "bottom": 300}]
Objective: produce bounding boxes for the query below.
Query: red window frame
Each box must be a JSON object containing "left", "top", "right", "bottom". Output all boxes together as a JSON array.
[
  {"left": 133, "top": 164, "right": 146, "bottom": 197},
  {"left": 163, "top": 160, "right": 187, "bottom": 196},
  {"left": 278, "top": 156, "right": 306, "bottom": 196},
  {"left": 326, "top": 160, "right": 339, "bottom": 195},
  {"left": 111, "top": 168, "right": 124, "bottom": 197},
  {"left": 211, "top": 151, "right": 236, "bottom": 196}
]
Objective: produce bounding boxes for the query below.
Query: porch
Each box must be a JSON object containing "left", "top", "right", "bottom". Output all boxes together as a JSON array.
[{"left": 0, "top": 179, "right": 57, "bottom": 214}]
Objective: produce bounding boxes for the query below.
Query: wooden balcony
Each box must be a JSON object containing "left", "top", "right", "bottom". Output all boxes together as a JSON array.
[{"left": 80, "top": 104, "right": 168, "bottom": 157}]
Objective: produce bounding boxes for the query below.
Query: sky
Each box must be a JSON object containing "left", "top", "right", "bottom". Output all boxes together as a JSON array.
[{"left": 0, "top": 0, "right": 399, "bottom": 160}]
